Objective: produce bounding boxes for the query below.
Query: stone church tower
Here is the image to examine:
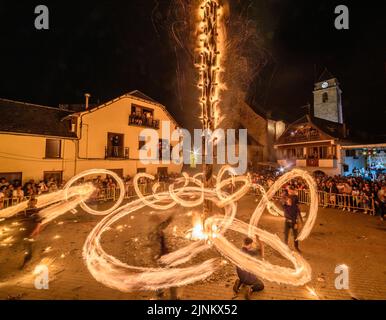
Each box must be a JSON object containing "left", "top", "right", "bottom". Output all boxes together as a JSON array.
[
  {"left": 313, "top": 70, "right": 343, "bottom": 124},
  {"left": 218, "top": 91, "right": 285, "bottom": 169}
]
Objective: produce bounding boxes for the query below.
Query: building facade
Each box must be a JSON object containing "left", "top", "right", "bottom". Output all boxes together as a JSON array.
[
  {"left": 275, "top": 114, "right": 346, "bottom": 176},
  {"left": 217, "top": 91, "right": 286, "bottom": 170},
  {"left": 0, "top": 91, "right": 182, "bottom": 184},
  {"left": 275, "top": 74, "right": 386, "bottom": 176}
]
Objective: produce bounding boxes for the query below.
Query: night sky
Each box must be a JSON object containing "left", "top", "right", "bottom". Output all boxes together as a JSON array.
[{"left": 0, "top": 0, "right": 384, "bottom": 135}]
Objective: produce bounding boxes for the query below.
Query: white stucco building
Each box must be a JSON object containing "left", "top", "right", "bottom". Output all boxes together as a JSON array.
[{"left": 0, "top": 91, "right": 182, "bottom": 184}]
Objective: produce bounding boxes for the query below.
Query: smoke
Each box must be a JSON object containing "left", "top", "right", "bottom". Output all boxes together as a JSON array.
[{"left": 151, "top": 0, "right": 271, "bottom": 132}]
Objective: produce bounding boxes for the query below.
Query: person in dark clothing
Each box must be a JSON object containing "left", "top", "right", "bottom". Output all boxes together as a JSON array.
[
  {"left": 27, "top": 196, "right": 45, "bottom": 238},
  {"left": 21, "top": 196, "right": 44, "bottom": 269},
  {"left": 111, "top": 135, "right": 120, "bottom": 157},
  {"left": 152, "top": 215, "right": 178, "bottom": 300},
  {"left": 282, "top": 195, "right": 303, "bottom": 252},
  {"left": 233, "top": 236, "right": 265, "bottom": 299}
]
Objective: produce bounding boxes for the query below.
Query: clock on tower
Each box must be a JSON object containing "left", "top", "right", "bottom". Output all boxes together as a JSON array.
[{"left": 313, "top": 76, "right": 343, "bottom": 124}]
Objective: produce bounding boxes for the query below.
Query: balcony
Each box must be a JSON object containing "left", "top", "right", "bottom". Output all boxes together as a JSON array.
[
  {"left": 306, "top": 158, "right": 319, "bottom": 167},
  {"left": 277, "top": 158, "right": 337, "bottom": 168},
  {"left": 129, "top": 115, "right": 160, "bottom": 129},
  {"left": 105, "top": 146, "right": 129, "bottom": 159}
]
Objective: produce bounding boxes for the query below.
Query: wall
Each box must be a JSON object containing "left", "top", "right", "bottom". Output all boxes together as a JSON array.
[
  {"left": 0, "top": 133, "right": 76, "bottom": 183},
  {"left": 77, "top": 96, "right": 182, "bottom": 176}
]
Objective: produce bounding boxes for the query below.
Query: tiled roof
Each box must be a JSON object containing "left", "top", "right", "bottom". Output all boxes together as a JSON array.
[{"left": 0, "top": 98, "right": 77, "bottom": 138}]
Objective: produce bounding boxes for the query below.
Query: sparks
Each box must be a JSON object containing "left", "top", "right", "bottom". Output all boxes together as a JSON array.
[
  {"left": 0, "top": 165, "right": 319, "bottom": 292},
  {"left": 196, "top": 0, "right": 224, "bottom": 129}
]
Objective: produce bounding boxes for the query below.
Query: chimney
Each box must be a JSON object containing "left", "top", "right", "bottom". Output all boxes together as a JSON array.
[{"left": 85, "top": 93, "right": 91, "bottom": 110}]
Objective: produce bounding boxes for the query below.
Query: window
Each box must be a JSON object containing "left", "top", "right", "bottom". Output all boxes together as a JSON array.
[
  {"left": 45, "top": 139, "right": 61, "bottom": 158},
  {"left": 106, "top": 133, "right": 124, "bottom": 158},
  {"left": 131, "top": 104, "right": 154, "bottom": 117},
  {"left": 66, "top": 117, "right": 77, "bottom": 133},
  {"left": 129, "top": 104, "right": 158, "bottom": 128},
  {"left": 44, "top": 171, "right": 63, "bottom": 184},
  {"left": 296, "top": 148, "right": 304, "bottom": 159},
  {"left": 138, "top": 136, "right": 146, "bottom": 150},
  {"left": 322, "top": 92, "right": 328, "bottom": 103},
  {"left": 0, "top": 172, "right": 22, "bottom": 186},
  {"left": 286, "top": 148, "right": 296, "bottom": 159},
  {"left": 137, "top": 168, "right": 146, "bottom": 173},
  {"left": 320, "top": 146, "right": 328, "bottom": 159},
  {"left": 158, "top": 139, "right": 169, "bottom": 160}
]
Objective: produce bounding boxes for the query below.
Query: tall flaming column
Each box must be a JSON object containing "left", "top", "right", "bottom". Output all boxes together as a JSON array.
[{"left": 197, "top": 0, "right": 223, "bottom": 217}]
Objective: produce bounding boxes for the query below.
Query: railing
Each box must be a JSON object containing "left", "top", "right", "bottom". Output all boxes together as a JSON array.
[
  {"left": 277, "top": 158, "right": 337, "bottom": 168},
  {"left": 0, "top": 181, "right": 173, "bottom": 210},
  {"left": 251, "top": 184, "right": 376, "bottom": 215},
  {"left": 1, "top": 182, "right": 376, "bottom": 216},
  {"left": 128, "top": 115, "right": 160, "bottom": 129},
  {"left": 269, "top": 188, "right": 376, "bottom": 215},
  {"left": 104, "top": 146, "right": 129, "bottom": 159}
]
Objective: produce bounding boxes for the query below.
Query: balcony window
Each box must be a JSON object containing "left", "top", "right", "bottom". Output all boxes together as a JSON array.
[
  {"left": 105, "top": 133, "right": 128, "bottom": 158},
  {"left": 158, "top": 139, "right": 170, "bottom": 160},
  {"left": 129, "top": 104, "right": 159, "bottom": 129},
  {"left": 138, "top": 136, "right": 146, "bottom": 150},
  {"left": 45, "top": 139, "right": 61, "bottom": 158}
]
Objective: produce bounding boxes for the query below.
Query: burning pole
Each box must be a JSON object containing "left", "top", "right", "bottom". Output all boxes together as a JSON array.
[{"left": 196, "top": 0, "right": 224, "bottom": 218}]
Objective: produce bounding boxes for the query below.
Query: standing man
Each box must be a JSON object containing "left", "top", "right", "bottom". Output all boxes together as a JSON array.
[
  {"left": 282, "top": 190, "right": 303, "bottom": 252},
  {"left": 233, "top": 236, "right": 265, "bottom": 299},
  {"left": 111, "top": 135, "right": 120, "bottom": 157}
]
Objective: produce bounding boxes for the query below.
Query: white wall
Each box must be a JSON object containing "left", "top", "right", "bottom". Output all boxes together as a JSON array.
[{"left": 0, "top": 133, "right": 76, "bottom": 183}]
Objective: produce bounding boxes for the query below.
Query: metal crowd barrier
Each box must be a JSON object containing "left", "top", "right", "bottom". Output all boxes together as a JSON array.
[
  {"left": 250, "top": 185, "right": 375, "bottom": 215},
  {"left": 0, "top": 181, "right": 375, "bottom": 215}
]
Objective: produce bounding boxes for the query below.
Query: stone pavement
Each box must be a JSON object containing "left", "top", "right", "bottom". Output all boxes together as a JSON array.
[{"left": 0, "top": 194, "right": 385, "bottom": 300}]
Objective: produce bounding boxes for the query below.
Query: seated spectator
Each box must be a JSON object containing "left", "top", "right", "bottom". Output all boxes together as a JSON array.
[
  {"left": 12, "top": 186, "right": 24, "bottom": 202},
  {"left": 0, "top": 186, "right": 5, "bottom": 209},
  {"left": 0, "top": 177, "right": 9, "bottom": 189},
  {"left": 38, "top": 181, "right": 49, "bottom": 194},
  {"left": 47, "top": 178, "right": 58, "bottom": 193}
]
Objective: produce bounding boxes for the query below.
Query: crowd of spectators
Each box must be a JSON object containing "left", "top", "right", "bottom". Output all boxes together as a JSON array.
[
  {"left": 129, "top": 111, "right": 159, "bottom": 128},
  {"left": 0, "top": 177, "right": 62, "bottom": 208},
  {"left": 1, "top": 169, "right": 385, "bottom": 219},
  {"left": 251, "top": 169, "right": 386, "bottom": 218},
  {"left": 66, "top": 172, "right": 181, "bottom": 202}
]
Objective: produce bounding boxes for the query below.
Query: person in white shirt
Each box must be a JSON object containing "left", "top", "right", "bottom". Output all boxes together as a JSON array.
[{"left": 12, "top": 186, "right": 24, "bottom": 202}]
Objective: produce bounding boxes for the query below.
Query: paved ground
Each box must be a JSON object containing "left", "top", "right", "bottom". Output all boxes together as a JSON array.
[{"left": 0, "top": 194, "right": 385, "bottom": 300}]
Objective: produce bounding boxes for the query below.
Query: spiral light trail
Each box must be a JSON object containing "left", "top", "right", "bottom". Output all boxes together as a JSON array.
[{"left": 0, "top": 166, "right": 318, "bottom": 291}]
